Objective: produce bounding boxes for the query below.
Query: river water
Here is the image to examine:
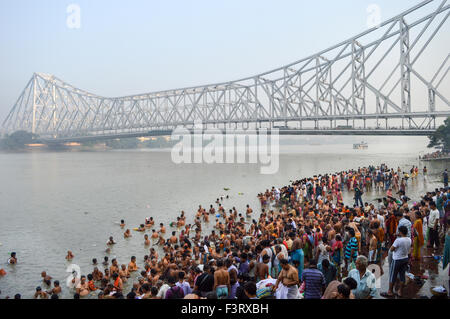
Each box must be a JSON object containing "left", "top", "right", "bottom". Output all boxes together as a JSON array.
[{"left": 0, "top": 136, "right": 448, "bottom": 298}]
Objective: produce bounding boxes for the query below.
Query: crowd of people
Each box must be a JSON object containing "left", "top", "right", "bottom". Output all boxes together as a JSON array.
[
  {"left": 1, "top": 164, "right": 449, "bottom": 299},
  {"left": 420, "top": 151, "right": 450, "bottom": 160}
]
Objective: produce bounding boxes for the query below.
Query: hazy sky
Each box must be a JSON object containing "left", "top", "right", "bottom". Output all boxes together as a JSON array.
[{"left": 0, "top": 0, "right": 447, "bottom": 122}]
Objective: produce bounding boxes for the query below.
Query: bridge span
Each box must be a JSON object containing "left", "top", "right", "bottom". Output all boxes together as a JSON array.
[{"left": 2, "top": 0, "right": 450, "bottom": 142}]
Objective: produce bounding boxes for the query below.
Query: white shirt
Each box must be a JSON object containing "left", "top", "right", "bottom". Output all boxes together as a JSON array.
[
  {"left": 157, "top": 284, "right": 170, "bottom": 299},
  {"left": 272, "top": 244, "right": 288, "bottom": 260},
  {"left": 176, "top": 281, "right": 192, "bottom": 296},
  {"left": 392, "top": 237, "right": 411, "bottom": 260},
  {"left": 428, "top": 209, "right": 440, "bottom": 228},
  {"left": 377, "top": 214, "right": 385, "bottom": 230}
]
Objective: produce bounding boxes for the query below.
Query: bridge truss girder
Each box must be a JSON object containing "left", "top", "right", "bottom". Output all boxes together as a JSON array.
[{"left": 2, "top": 0, "right": 450, "bottom": 139}]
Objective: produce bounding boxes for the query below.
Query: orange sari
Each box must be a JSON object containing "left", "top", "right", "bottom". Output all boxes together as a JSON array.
[{"left": 413, "top": 219, "right": 424, "bottom": 259}]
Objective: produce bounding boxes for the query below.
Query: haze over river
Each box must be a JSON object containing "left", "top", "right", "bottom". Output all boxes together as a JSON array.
[{"left": 0, "top": 136, "right": 447, "bottom": 298}]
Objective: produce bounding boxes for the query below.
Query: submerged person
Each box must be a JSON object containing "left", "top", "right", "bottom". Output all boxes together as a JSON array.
[
  {"left": 34, "top": 286, "right": 48, "bottom": 299},
  {"left": 128, "top": 256, "right": 139, "bottom": 272},
  {"left": 75, "top": 275, "right": 90, "bottom": 297},
  {"left": 47, "top": 280, "right": 61, "bottom": 296},
  {"left": 65, "top": 251, "right": 74, "bottom": 261},
  {"left": 107, "top": 236, "right": 116, "bottom": 245},
  {"left": 8, "top": 252, "right": 17, "bottom": 264},
  {"left": 41, "top": 271, "right": 52, "bottom": 286}
]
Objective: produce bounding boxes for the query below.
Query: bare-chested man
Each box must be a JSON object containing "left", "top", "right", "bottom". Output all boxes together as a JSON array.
[
  {"left": 92, "top": 267, "right": 103, "bottom": 281},
  {"left": 144, "top": 234, "right": 151, "bottom": 246},
  {"left": 112, "top": 273, "right": 123, "bottom": 292},
  {"left": 213, "top": 259, "right": 230, "bottom": 299},
  {"left": 170, "top": 231, "right": 178, "bottom": 244},
  {"left": 41, "top": 271, "right": 52, "bottom": 286},
  {"left": 76, "top": 275, "right": 90, "bottom": 297},
  {"left": 110, "top": 258, "right": 119, "bottom": 274},
  {"left": 119, "top": 264, "right": 129, "bottom": 282},
  {"left": 273, "top": 259, "right": 299, "bottom": 299},
  {"left": 246, "top": 204, "right": 253, "bottom": 217},
  {"left": 128, "top": 256, "right": 139, "bottom": 272},
  {"left": 65, "top": 250, "right": 74, "bottom": 260},
  {"left": 256, "top": 254, "right": 270, "bottom": 281},
  {"left": 47, "top": 280, "right": 61, "bottom": 296},
  {"left": 106, "top": 236, "right": 116, "bottom": 245},
  {"left": 34, "top": 286, "right": 48, "bottom": 299}
]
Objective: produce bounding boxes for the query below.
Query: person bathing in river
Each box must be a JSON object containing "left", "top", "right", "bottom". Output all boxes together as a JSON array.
[
  {"left": 107, "top": 236, "right": 116, "bottom": 245},
  {"left": 128, "top": 256, "right": 139, "bottom": 272},
  {"left": 65, "top": 250, "right": 74, "bottom": 261},
  {"left": 144, "top": 234, "right": 150, "bottom": 246}
]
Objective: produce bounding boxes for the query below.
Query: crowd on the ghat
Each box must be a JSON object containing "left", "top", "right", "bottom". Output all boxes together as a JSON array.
[
  {"left": 2, "top": 165, "right": 450, "bottom": 299},
  {"left": 420, "top": 151, "right": 450, "bottom": 160}
]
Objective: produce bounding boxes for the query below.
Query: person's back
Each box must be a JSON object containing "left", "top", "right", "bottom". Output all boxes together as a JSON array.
[
  {"left": 166, "top": 285, "right": 184, "bottom": 299},
  {"left": 397, "top": 217, "right": 412, "bottom": 238},
  {"left": 302, "top": 265, "right": 325, "bottom": 299},
  {"left": 318, "top": 260, "right": 336, "bottom": 286},
  {"left": 214, "top": 264, "right": 230, "bottom": 298},
  {"left": 196, "top": 272, "right": 214, "bottom": 296},
  {"left": 392, "top": 236, "right": 411, "bottom": 260}
]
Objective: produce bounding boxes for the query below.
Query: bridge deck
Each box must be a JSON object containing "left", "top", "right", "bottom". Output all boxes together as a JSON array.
[{"left": 38, "top": 128, "right": 435, "bottom": 144}]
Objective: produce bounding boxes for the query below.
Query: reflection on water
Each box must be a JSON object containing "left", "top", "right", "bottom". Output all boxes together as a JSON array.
[{"left": 0, "top": 137, "right": 447, "bottom": 298}]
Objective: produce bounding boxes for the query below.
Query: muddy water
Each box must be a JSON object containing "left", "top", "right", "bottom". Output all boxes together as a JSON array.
[{"left": 0, "top": 137, "right": 448, "bottom": 298}]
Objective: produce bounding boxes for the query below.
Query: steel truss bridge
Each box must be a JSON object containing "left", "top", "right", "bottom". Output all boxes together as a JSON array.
[{"left": 2, "top": 0, "right": 450, "bottom": 143}]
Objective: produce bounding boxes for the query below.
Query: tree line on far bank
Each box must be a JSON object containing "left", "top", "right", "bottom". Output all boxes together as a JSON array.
[
  {"left": 427, "top": 117, "right": 450, "bottom": 152},
  {"left": 0, "top": 130, "right": 37, "bottom": 150},
  {"left": 0, "top": 131, "right": 177, "bottom": 150}
]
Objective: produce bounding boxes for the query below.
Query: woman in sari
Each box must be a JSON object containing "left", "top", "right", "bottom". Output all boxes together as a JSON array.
[
  {"left": 290, "top": 239, "right": 305, "bottom": 280},
  {"left": 412, "top": 211, "right": 424, "bottom": 260},
  {"left": 302, "top": 230, "right": 313, "bottom": 261}
]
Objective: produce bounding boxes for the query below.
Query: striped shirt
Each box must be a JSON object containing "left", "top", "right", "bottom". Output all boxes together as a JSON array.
[
  {"left": 302, "top": 268, "right": 326, "bottom": 299},
  {"left": 344, "top": 237, "right": 358, "bottom": 260}
]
